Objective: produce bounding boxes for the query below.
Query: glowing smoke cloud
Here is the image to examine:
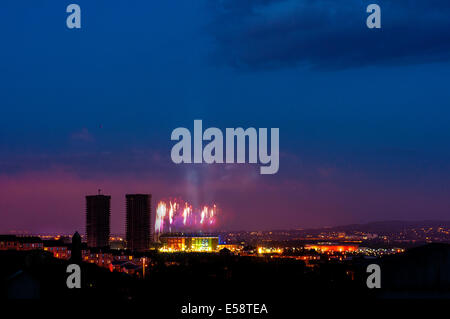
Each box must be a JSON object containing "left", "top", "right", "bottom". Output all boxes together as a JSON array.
[{"left": 155, "top": 199, "right": 217, "bottom": 234}]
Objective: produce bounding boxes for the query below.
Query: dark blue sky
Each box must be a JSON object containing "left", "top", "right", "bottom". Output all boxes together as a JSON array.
[{"left": 1, "top": 0, "right": 450, "bottom": 234}]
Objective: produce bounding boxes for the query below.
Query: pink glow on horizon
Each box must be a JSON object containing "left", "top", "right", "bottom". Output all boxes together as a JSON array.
[{"left": 1, "top": 165, "right": 450, "bottom": 234}]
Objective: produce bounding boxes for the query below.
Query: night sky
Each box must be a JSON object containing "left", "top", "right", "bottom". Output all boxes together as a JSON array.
[{"left": 1, "top": 0, "right": 450, "bottom": 234}]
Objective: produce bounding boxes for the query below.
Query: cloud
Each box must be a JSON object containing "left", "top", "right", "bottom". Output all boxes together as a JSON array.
[{"left": 206, "top": 0, "right": 450, "bottom": 70}]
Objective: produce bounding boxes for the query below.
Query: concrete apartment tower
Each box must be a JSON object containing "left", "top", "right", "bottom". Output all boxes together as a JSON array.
[
  {"left": 86, "top": 191, "right": 111, "bottom": 248},
  {"left": 126, "top": 194, "right": 151, "bottom": 252}
]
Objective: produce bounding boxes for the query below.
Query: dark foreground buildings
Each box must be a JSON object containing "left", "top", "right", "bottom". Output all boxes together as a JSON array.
[
  {"left": 126, "top": 194, "right": 151, "bottom": 252},
  {"left": 86, "top": 194, "right": 111, "bottom": 248}
]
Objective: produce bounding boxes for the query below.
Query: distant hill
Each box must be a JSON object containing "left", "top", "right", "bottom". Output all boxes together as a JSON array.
[{"left": 317, "top": 220, "right": 450, "bottom": 233}]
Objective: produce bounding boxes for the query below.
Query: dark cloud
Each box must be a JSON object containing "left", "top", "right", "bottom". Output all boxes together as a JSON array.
[{"left": 206, "top": 0, "right": 450, "bottom": 70}]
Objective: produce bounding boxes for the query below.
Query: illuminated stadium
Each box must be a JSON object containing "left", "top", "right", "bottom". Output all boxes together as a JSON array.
[
  {"left": 304, "top": 244, "right": 359, "bottom": 253},
  {"left": 159, "top": 233, "right": 219, "bottom": 252}
]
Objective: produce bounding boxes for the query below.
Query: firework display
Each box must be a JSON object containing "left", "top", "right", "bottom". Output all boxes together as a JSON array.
[{"left": 155, "top": 199, "right": 217, "bottom": 234}]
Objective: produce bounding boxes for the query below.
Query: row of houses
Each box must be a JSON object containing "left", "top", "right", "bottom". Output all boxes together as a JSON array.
[
  {"left": 0, "top": 235, "right": 44, "bottom": 251},
  {"left": 0, "top": 235, "right": 144, "bottom": 275}
]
